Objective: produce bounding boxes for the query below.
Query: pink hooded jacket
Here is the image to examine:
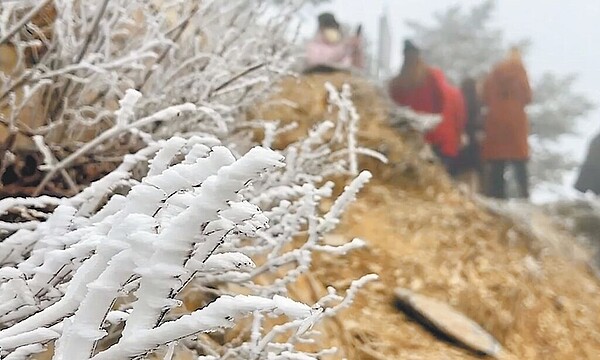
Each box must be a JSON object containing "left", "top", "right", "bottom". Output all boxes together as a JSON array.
[{"left": 305, "top": 34, "right": 361, "bottom": 69}]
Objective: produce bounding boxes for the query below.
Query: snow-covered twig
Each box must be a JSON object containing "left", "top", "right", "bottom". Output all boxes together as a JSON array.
[{"left": 0, "top": 2, "right": 378, "bottom": 359}]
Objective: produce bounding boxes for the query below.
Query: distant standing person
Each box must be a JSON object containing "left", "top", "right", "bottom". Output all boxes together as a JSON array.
[
  {"left": 389, "top": 40, "right": 465, "bottom": 171},
  {"left": 304, "top": 12, "right": 364, "bottom": 73},
  {"left": 575, "top": 132, "right": 600, "bottom": 195},
  {"left": 451, "top": 77, "right": 483, "bottom": 191},
  {"left": 481, "top": 47, "right": 532, "bottom": 199}
]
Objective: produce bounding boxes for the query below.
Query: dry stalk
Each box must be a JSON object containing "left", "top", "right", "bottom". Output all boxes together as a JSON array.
[{"left": 0, "top": 0, "right": 53, "bottom": 46}]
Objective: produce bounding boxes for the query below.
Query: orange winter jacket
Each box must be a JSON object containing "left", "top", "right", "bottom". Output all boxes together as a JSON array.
[{"left": 481, "top": 59, "right": 532, "bottom": 160}]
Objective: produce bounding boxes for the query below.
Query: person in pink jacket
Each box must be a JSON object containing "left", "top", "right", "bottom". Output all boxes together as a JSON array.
[{"left": 304, "top": 12, "right": 363, "bottom": 73}]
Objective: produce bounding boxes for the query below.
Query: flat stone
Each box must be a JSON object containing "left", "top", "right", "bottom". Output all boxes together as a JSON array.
[{"left": 394, "top": 287, "right": 503, "bottom": 358}]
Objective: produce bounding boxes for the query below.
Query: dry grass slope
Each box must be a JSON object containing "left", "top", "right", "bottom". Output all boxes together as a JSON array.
[
  {"left": 257, "top": 73, "right": 600, "bottom": 360},
  {"left": 30, "top": 73, "right": 600, "bottom": 360}
]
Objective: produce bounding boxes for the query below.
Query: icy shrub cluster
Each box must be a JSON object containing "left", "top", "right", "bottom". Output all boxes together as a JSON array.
[
  {"left": 0, "top": 1, "right": 380, "bottom": 359},
  {"left": 0, "top": 87, "right": 378, "bottom": 359},
  {"left": 0, "top": 0, "right": 303, "bottom": 195}
]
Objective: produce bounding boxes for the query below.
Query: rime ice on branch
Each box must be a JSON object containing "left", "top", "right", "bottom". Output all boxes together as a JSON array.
[
  {"left": 0, "top": 95, "right": 378, "bottom": 359},
  {"left": 0, "top": 1, "right": 379, "bottom": 359}
]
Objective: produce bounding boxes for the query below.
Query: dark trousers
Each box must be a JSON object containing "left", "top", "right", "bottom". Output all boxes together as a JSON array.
[
  {"left": 487, "top": 160, "right": 529, "bottom": 199},
  {"left": 302, "top": 65, "right": 350, "bottom": 75},
  {"left": 432, "top": 147, "right": 454, "bottom": 174}
]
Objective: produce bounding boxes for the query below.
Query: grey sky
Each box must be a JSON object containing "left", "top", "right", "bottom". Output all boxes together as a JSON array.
[{"left": 308, "top": 0, "right": 600, "bottom": 164}]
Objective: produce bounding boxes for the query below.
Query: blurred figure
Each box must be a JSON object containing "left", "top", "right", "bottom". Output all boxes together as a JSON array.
[
  {"left": 451, "top": 77, "right": 483, "bottom": 191},
  {"left": 447, "top": 85, "right": 467, "bottom": 172},
  {"left": 575, "top": 132, "right": 600, "bottom": 195},
  {"left": 304, "top": 12, "right": 364, "bottom": 73},
  {"left": 389, "top": 40, "right": 465, "bottom": 171},
  {"left": 481, "top": 47, "right": 532, "bottom": 199}
]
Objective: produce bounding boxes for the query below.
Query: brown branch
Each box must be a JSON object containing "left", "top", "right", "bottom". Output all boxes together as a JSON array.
[
  {"left": 85, "top": 5, "right": 199, "bottom": 106},
  {"left": 0, "top": 71, "right": 33, "bottom": 104},
  {"left": 0, "top": 37, "right": 58, "bottom": 104},
  {"left": 33, "top": 103, "right": 195, "bottom": 195},
  {"left": 0, "top": 118, "right": 36, "bottom": 137},
  {"left": 136, "top": 5, "right": 200, "bottom": 92},
  {"left": 47, "top": 0, "right": 110, "bottom": 124},
  {"left": 33, "top": 136, "right": 78, "bottom": 195},
  {"left": 0, "top": 132, "right": 18, "bottom": 185},
  {"left": 74, "top": 0, "right": 110, "bottom": 64},
  {"left": 209, "top": 62, "right": 266, "bottom": 97},
  {"left": 0, "top": 0, "right": 53, "bottom": 46}
]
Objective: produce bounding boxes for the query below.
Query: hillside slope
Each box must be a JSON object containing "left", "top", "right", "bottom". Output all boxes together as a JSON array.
[{"left": 258, "top": 73, "right": 600, "bottom": 359}]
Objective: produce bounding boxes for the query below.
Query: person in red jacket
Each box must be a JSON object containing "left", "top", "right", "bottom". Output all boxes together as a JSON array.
[
  {"left": 444, "top": 83, "right": 467, "bottom": 166},
  {"left": 389, "top": 40, "right": 465, "bottom": 172}
]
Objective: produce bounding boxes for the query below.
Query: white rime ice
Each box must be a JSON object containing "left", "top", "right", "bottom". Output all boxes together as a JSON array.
[
  {"left": 0, "top": 1, "right": 381, "bottom": 359},
  {"left": 0, "top": 126, "right": 378, "bottom": 359}
]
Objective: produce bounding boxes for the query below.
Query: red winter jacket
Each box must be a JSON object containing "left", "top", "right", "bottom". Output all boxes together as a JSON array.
[
  {"left": 389, "top": 67, "right": 465, "bottom": 157},
  {"left": 437, "top": 81, "right": 466, "bottom": 158}
]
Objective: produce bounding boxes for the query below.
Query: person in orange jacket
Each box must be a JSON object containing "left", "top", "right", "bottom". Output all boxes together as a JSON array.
[
  {"left": 481, "top": 47, "right": 532, "bottom": 199},
  {"left": 389, "top": 40, "right": 466, "bottom": 171}
]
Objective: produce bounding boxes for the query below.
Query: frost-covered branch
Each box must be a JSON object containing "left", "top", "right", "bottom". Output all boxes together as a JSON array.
[
  {"left": 91, "top": 295, "right": 315, "bottom": 360},
  {"left": 0, "top": 0, "right": 302, "bottom": 195},
  {"left": 0, "top": 2, "right": 379, "bottom": 359}
]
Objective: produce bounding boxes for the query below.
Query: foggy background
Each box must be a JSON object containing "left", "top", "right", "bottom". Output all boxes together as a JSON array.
[{"left": 301, "top": 0, "right": 600, "bottom": 201}]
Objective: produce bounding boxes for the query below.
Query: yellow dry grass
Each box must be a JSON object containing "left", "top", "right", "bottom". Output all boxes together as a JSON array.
[
  {"left": 31, "top": 73, "right": 600, "bottom": 360},
  {"left": 256, "top": 73, "right": 600, "bottom": 359}
]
